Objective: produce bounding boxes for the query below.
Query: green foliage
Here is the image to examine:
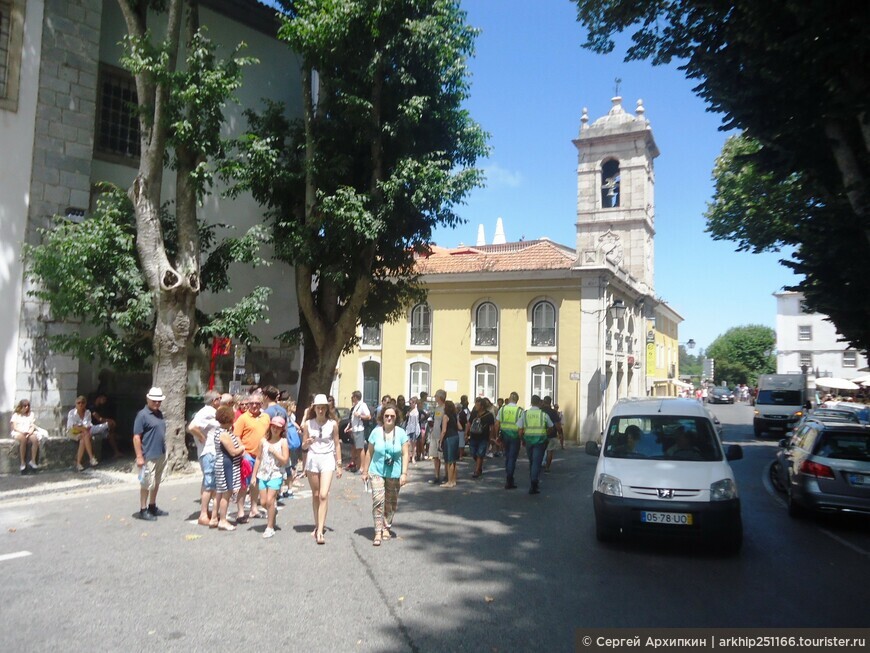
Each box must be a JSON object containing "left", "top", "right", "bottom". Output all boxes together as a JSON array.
[
  {"left": 25, "top": 187, "right": 271, "bottom": 370},
  {"left": 229, "top": 0, "right": 487, "bottom": 343},
  {"left": 572, "top": 0, "right": 870, "bottom": 353},
  {"left": 679, "top": 345, "right": 702, "bottom": 377},
  {"left": 705, "top": 325, "right": 776, "bottom": 387}
]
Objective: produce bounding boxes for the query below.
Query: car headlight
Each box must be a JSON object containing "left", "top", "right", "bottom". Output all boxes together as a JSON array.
[
  {"left": 710, "top": 478, "right": 738, "bottom": 501},
  {"left": 597, "top": 473, "right": 623, "bottom": 497}
]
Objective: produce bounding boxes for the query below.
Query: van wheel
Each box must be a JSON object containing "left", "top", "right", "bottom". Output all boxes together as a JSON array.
[{"left": 595, "top": 520, "right": 618, "bottom": 543}]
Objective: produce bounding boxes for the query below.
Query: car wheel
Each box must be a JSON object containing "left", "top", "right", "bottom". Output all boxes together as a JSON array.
[
  {"left": 787, "top": 491, "right": 808, "bottom": 519},
  {"left": 769, "top": 461, "right": 786, "bottom": 492},
  {"left": 595, "top": 519, "right": 618, "bottom": 543}
]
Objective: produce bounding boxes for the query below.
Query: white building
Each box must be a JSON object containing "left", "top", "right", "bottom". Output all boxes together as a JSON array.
[
  {"left": 1, "top": 0, "right": 301, "bottom": 434},
  {"left": 774, "top": 291, "right": 867, "bottom": 380}
]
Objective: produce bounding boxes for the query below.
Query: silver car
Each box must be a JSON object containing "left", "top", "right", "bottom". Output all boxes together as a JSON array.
[{"left": 774, "top": 419, "right": 870, "bottom": 518}]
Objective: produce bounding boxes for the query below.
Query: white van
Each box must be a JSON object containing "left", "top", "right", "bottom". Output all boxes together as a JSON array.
[
  {"left": 586, "top": 398, "right": 743, "bottom": 554},
  {"left": 753, "top": 374, "right": 808, "bottom": 437}
]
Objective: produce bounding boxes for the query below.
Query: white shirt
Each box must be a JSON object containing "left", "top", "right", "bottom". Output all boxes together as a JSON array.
[
  {"left": 190, "top": 405, "right": 219, "bottom": 458},
  {"left": 307, "top": 418, "right": 338, "bottom": 456},
  {"left": 350, "top": 401, "right": 370, "bottom": 433}
]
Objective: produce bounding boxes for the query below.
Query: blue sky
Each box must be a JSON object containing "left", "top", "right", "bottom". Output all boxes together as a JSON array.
[{"left": 429, "top": 0, "right": 799, "bottom": 351}]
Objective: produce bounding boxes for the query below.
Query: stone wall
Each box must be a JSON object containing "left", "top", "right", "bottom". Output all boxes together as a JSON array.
[{"left": 15, "top": 0, "right": 103, "bottom": 434}]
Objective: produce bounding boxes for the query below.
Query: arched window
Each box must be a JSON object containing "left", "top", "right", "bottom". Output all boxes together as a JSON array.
[
  {"left": 531, "top": 364, "right": 555, "bottom": 400},
  {"left": 601, "top": 159, "right": 620, "bottom": 208},
  {"left": 362, "top": 325, "right": 381, "bottom": 347},
  {"left": 531, "top": 301, "right": 556, "bottom": 347},
  {"left": 409, "top": 362, "right": 430, "bottom": 398},
  {"left": 410, "top": 304, "right": 431, "bottom": 346},
  {"left": 475, "top": 363, "right": 497, "bottom": 401},
  {"left": 474, "top": 302, "right": 498, "bottom": 347}
]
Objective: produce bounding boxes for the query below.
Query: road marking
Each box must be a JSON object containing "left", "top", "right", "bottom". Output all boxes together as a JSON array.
[
  {"left": 819, "top": 528, "right": 870, "bottom": 557},
  {"left": 0, "top": 550, "right": 32, "bottom": 562}
]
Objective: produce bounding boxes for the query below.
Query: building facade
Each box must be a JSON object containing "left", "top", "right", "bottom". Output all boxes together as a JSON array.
[
  {"left": 775, "top": 291, "right": 867, "bottom": 381},
  {"left": 1, "top": 0, "right": 302, "bottom": 434},
  {"left": 334, "top": 97, "right": 683, "bottom": 441}
]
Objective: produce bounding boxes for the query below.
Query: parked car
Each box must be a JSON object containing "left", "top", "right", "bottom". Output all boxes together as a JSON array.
[
  {"left": 586, "top": 397, "right": 744, "bottom": 554},
  {"left": 823, "top": 402, "right": 870, "bottom": 426},
  {"left": 773, "top": 419, "right": 870, "bottom": 518},
  {"left": 707, "top": 387, "right": 735, "bottom": 404}
]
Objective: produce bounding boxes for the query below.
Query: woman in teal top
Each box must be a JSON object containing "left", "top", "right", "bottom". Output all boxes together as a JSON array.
[{"left": 361, "top": 402, "right": 410, "bottom": 546}]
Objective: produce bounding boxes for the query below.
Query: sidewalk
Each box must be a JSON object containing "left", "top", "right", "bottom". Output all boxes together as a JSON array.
[{"left": 0, "top": 456, "right": 178, "bottom": 503}]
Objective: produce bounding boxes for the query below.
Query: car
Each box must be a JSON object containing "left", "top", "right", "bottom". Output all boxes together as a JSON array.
[
  {"left": 773, "top": 419, "right": 870, "bottom": 518},
  {"left": 585, "top": 397, "right": 744, "bottom": 553},
  {"left": 822, "top": 401, "right": 870, "bottom": 426},
  {"left": 707, "top": 387, "right": 735, "bottom": 404},
  {"left": 336, "top": 406, "right": 352, "bottom": 442}
]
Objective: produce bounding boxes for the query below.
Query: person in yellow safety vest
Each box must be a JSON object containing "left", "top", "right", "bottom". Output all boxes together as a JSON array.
[
  {"left": 495, "top": 391, "right": 524, "bottom": 489},
  {"left": 517, "top": 394, "right": 554, "bottom": 495}
]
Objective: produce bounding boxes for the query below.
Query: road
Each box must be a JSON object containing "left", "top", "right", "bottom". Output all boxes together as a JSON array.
[{"left": 0, "top": 402, "right": 867, "bottom": 652}]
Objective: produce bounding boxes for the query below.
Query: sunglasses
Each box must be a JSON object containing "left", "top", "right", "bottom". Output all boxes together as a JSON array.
[{"left": 383, "top": 413, "right": 396, "bottom": 419}]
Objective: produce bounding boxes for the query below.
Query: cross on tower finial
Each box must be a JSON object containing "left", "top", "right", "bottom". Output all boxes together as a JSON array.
[{"left": 614, "top": 77, "right": 622, "bottom": 96}]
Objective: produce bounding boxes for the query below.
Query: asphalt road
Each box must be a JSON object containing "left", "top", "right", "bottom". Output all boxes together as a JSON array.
[{"left": 0, "top": 403, "right": 868, "bottom": 652}]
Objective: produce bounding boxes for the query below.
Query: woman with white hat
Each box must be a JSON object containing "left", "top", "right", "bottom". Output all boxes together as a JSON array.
[{"left": 302, "top": 394, "right": 343, "bottom": 544}]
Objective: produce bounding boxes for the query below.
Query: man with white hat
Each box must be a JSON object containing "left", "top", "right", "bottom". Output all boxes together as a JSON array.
[{"left": 134, "top": 387, "right": 168, "bottom": 521}]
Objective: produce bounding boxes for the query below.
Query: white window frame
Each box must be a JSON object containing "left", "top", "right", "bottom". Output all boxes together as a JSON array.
[
  {"left": 472, "top": 300, "right": 499, "bottom": 352},
  {"left": 470, "top": 357, "right": 498, "bottom": 402},
  {"left": 406, "top": 358, "right": 431, "bottom": 398},
  {"left": 798, "top": 325, "right": 812, "bottom": 342},
  {"left": 528, "top": 298, "right": 557, "bottom": 352},
  {"left": 843, "top": 351, "right": 858, "bottom": 368},
  {"left": 529, "top": 362, "right": 556, "bottom": 403},
  {"left": 407, "top": 303, "right": 432, "bottom": 350},
  {"left": 799, "top": 352, "right": 812, "bottom": 368}
]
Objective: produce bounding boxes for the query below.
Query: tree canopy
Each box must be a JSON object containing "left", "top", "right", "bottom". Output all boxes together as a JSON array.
[
  {"left": 705, "top": 325, "right": 776, "bottom": 387},
  {"left": 573, "top": 0, "right": 870, "bottom": 353},
  {"left": 228, "top": 0, "right": 487, "bottom": 401}
]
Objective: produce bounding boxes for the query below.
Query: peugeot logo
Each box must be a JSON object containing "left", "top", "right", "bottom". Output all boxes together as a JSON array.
[{"left": 657, "top": 489, "right": 674, "bottom": 499}]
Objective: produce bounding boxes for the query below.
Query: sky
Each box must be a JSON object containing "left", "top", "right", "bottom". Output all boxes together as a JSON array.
[{"left": 429, "top": 0, "right": 800, "bottom": 352}]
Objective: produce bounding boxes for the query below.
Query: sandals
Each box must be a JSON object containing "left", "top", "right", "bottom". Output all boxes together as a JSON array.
[
  {"left": 373, "top": 532, "right": 382, "bottom": 546},
  {"left": 217, "top": 523, "right": 236, "bottom": 531},
  {"left": 381, "top": 528, "right": 392, "bottom": 540},
  {"left": 315, "top": 531, "right": 325, "bottom": 545}
]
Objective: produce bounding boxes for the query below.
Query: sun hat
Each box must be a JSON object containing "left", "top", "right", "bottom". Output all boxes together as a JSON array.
[
  {"left": 313, "top": 393, "right": 329, "bottom": 406},
  {"left": 270, "top": 416, "right": 286, "bottom": 428},
  {"left": 146, "top": 387, "right": 166, "bottom": 401}
]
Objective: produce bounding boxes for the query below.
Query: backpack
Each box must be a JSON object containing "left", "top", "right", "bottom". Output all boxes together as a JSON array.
[{"left": 469, "top": 416, "right": 484, "bottom": 436}]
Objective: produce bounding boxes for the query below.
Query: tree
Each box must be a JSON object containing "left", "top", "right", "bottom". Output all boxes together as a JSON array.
[
  {"left": 679, "top": 345, "right": 702, "bottom": 378},
  {"left": 706, "top": 134, "right": 870, "bottom": 354},
  {"left": 705, "top": 325, "right": 775, "bottom": 387},
  {"left": 26, "top": 0, "right": 269, "bottom": 469},
  {"left": 228, "top": 0, "right": 487, "bottom": 403},
  {"left": 572, "top": 0, "right": 870, "bottom": 352}
]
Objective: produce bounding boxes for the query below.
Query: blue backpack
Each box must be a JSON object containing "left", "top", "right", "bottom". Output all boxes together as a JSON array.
[{"left": 286, "top": 420, "right": 301, "bottom": 449}]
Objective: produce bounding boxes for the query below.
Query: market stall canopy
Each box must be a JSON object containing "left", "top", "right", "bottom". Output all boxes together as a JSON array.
[
  {"left": 815, "top": 377, "right": 860, "bottom": 391},
  {"left": 850, "top": 374, "right": 870, "bottom": 385}
]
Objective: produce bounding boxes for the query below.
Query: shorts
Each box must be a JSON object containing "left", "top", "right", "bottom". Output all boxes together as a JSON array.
[
  {"left": 352, "top": 429, "right": 366, "bottom": 449},
  {"left": 407, "top": 430, "right": 421, "bottom": 442},
  {"left": 258, "top": 477, "right": 283, "bottom": 491},
  {"left": 469, "top": 438, "right": 488, "bottom": 459},
  {"left": 242, "top": 453, "right": 256, "bottom": 486},
  {"left": 199, "top": 453, "right": 216, "bottom": 491},
  {"left": 305, "top": 452, "right": 337, "bottom": 474},
  {"left": 139, "top": 457, "right": 166, "bottom": 491},
  {"left": 427, "top": 430, "right": 442, "bottom": 459},
  {"left": 442, "top": 434, "right": 460, "bottom": 463},
  {"left": 547, "top": 438, "right": 558, "bottom": 452},
  {"left": 91, "top": 422, "right": 109, "bottom": 438}
]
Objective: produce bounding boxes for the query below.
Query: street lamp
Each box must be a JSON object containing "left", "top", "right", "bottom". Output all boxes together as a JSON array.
[
  {"left": 682, "top": 339, "right": 696, "bottom": 350},
  {"left": 609, "top": 299, "right": 627, "bottom": 320}
]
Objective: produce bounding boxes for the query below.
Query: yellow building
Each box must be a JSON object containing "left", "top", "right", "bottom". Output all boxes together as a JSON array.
[{"left": 334, "top": 97, "right": 684, "bottom": 441}]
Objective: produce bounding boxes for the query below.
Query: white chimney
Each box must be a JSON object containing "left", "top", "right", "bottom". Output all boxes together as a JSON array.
[
  {"left": 493, "top": 217, "right": 506, "bottom": 245},
  {"left": 476, "top": 224, "right": 486, "bottom": 246}
]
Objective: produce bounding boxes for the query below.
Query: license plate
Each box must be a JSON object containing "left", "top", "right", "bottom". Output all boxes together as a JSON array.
[
  {"left": 848, "top": 474, "right": 868, "bottom": 486},
  {"left": 640, "top": 511, "right": 693, "bottom": 525}
]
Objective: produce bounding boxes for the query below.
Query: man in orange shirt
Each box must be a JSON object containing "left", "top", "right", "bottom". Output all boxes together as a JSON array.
[{"left": 234, "top": 392, "right": 271, "bottom": 521}]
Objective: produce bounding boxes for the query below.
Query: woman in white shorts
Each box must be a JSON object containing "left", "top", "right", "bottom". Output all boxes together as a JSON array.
[{"left": 302, "top": 394, "right": 343, "bottom": 545}]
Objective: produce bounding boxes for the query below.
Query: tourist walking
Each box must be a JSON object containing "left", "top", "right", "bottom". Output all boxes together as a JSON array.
[
  {"left": 345, "top": 390, "right": 371, "bottom": 473},
  {"left": 439, "top": 399, "right": 461, "bottom": 488},
  {"left": 404, "top": 397, "right": 421, "bottom": 463},
  {"left": 361, "top": 403, "right": 410, "bottom": 546},
  {"left": 518, "top": 395, "right": 553, "bottom": 495},
  {"left": 302, "top": 394, "right": 343, "bottom": 544},
  {"left": 253, "top": 416, "right": 290, "bottom": 539},
  {"left": 495, "top": 392, "right": 523, "bottom": 489}
]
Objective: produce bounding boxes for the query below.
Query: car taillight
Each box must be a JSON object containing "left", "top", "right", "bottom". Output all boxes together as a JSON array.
[{"left": 799, "top": 460, "right": 834, "bottom": 479}]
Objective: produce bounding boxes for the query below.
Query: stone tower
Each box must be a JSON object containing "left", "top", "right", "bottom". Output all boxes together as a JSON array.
[{"left": 573, "top": 96, "right": 659, "bottom": 294}]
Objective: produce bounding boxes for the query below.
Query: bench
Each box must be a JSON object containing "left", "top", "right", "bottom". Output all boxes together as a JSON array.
[{"left": 1, "top": 435, "right": 104, "bottom": 475}]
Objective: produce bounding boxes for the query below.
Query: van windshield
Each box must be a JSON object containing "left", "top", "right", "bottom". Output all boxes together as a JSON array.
[
  {"left": 603, "top": 416, "right": 722, "bottom": 461},
  {"left": 756, "top": 390, "right": 803, "bottom": 405}
]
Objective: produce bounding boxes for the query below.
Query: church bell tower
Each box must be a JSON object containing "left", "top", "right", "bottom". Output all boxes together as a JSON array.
[{"left": 573, "top": 96, "right": 659, "bottom": 293}]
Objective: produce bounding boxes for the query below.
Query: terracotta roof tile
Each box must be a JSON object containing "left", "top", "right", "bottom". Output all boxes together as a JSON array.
[{"left": 417, "top": 239, "right": 576, "bottom": 275}]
